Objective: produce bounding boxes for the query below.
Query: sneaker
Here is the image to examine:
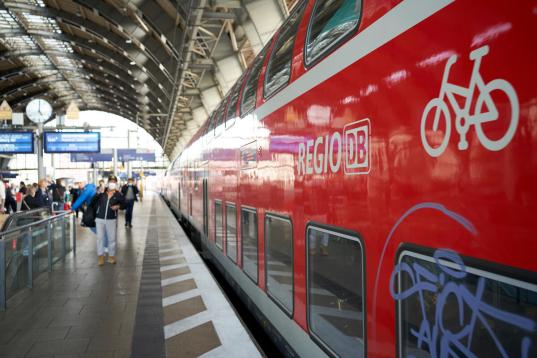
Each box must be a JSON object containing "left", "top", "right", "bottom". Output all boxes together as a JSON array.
[
  {"left": 108, "top": 256, "right": 116, "bottom": 265},
  {"left": 98, "top": 255, "right": 105, "bottom": 266},
  {"left": 129, "top": 224, "right": 133, "bottom": 228},
  {"left": 320, "top": 246, "right": 329, "bottom": 256},
  {"left": 125, "top": 223, "right": 128, "bottom": 227}
]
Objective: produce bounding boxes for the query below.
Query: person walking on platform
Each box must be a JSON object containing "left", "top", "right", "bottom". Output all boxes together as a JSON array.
[
  {"left": 35, "top": 179, "right": 52, "bottom": 209},
  {"left": 50, "top": 179, "right": 66, "bottom": 211},
  {"left": 21, "top": 187, "right": 40, "bottom": 211},
  {"left": 4, "top": 181, "right": 17, "bottom": 214},
  {"left": 0, "top": 179, "right": 5, "bottom": 214},
  {"left": 70, "top": 183, "right": 82, "bottom": 218},
  {"left": 19, "top": 181, "right": 27, "bottom": 195},
  {"left": 92, "top": 175, "right": 124, "bottom": 266},
  {"left": 121, "top": 178, "right": 139, "bottom": 228}
]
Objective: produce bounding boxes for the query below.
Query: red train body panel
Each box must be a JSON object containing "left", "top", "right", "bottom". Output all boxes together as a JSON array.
[{"left": 162, "top": 1, "right": 537, "bottom": 356}]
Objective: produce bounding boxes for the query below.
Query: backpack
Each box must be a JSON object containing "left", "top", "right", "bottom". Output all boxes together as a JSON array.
[{"left": 81, "top": 199, "right": 97, "bottom": 228}]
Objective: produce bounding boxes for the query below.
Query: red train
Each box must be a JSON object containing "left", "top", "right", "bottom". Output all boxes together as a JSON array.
[{"left": 161, "top": 0, "right": 537, "bottom": 356}]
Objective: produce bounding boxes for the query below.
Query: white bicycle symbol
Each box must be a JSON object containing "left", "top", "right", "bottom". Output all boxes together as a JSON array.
[{"left": 420, "top": 45, "right": 519, "bottom": 157}]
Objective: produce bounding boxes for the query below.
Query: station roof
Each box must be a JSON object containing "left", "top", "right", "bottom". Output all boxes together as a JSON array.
[{"left": 0, "top": 0, "right": 298, "bottom": 157}]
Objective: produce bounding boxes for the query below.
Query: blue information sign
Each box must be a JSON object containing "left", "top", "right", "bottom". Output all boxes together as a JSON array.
[
  {"left": 0, "top": 131, "right": 34, "bottom": 154},
  {"left": 118, "top": 149, "right": 156, "bottom": 162},
  {"left": 70, "top": 149, "right": 113, "bottom": 162},
  {"left": 135, "top": 150, "right": 156, "bottom": 162},
  {"left": 118, "top": 149, "right": 137, "bottom": 161},
  {"left": 44, "top": 132, "right": 100, "bottom": 153}
]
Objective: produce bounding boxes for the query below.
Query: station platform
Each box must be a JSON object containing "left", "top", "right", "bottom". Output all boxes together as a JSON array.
[{"left": 0, "top": 192, "right": 261, "bottom": 358}]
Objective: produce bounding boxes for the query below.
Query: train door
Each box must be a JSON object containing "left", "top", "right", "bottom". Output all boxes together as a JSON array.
[{"left": 203, "top": 178, "right": 208, "bottom": 237}]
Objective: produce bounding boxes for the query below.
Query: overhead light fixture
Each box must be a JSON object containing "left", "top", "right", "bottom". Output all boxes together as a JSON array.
[
  {"left": 130, "top": 61, "right": 135, "bottom": 65},
  {"left": 125, "top": 39, "right": 132, "bottom": 44}
]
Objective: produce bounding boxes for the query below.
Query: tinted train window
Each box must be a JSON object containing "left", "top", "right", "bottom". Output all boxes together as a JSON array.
[
  {"left": 226, "top": 203, "right": 237, "bottom": 263},
  {"left": 208, "top": 112, "right": 216, "bottom": 134},
  {"left": 241, "top": 208, "right": 258, "bottom": 282},
  {"left": 240, "top": 48, "right": 267, "bottom": 116},
  {"left": 214, "top": 201, "right": 223, "bottom": 250},
  {"left": 265, "top": 214, "right": 293, "bottom": 314},
  {"left": 264, "top": 1, "right": 306, "bottom": 98},
  {"left": 213, "top": 103, "right": 226, "bottom": 136},
  {"left": 225, "top": 80, "right": 242, "bottom": 128},
  {"left": 307, "top": 226, "right": 364, "bottom": 358},
  {"left": 305, "top": 0, "right": 362, "bottom": 66},
  {"left": 392, "top": 249, "right": 537, "bottom": 358}
]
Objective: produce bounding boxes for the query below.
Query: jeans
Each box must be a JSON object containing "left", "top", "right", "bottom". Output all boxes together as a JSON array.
[
  {"left": 96, "top": 219, "right": 117, "bottom": 256},
  {"left": 125, "top": 201, "right": 135, "bottom": 224}
]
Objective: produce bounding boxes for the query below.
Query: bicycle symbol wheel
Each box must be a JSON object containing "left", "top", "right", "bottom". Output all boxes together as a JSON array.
[
  {"left": 420, "top": 98, "right": 451, "bottom": 157},
  {"left": 474, "top": 79, "right": 519, "bottom": 151}
]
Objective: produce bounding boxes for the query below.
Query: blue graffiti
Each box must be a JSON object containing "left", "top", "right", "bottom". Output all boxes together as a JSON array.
[{"left": 390, "top": 249, "right": 537, "bottom": 358}]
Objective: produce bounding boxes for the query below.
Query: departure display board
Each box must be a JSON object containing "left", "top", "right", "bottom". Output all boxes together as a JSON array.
[
  {"left": 0, "top": 131, "right": 34, "bottom": 154},
  {"left": 44, "top": 132, "right": 100, "bottom": 153}
]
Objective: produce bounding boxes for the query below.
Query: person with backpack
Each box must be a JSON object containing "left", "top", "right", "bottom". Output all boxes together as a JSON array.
[
  {"left": 91, "top": 175, "right": 124, "bottom": 266},
  {"left": 121, "top": 178, "right": 139, "bottom": 228},
  {"left": 49, "top": 179, "right": 66, "bottom": 211}
]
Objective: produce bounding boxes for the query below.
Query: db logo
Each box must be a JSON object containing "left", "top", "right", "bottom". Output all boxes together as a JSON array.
[
  {"left": 297, "top": 119, "right": 370, "bottom": 176},
  {"left": 344, "top": 119, "right": 370, "bottom": 175}
]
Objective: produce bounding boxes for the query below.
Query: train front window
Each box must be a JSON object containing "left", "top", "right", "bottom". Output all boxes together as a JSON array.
[
  {"left": 393, "top": 249, "right": 537, "bottom": 358},
  {"left": 307, "top": 226, "right": 364, "bottom": 358},
  {"left": 265, "top": 214, "right": 293, "bottom": 314},
  {"left": 215, "top": 201, "right": 223, "bottom": 250},
  {"left": 305, "top": 0, "right": 362, "bottom": 66},
  {"left": 241, "top": 208, "right": 258, "bottom": 282},
  {"left": 240, "top": 48, "right": 267, "bottom": 116},
  {"left": 264, "top": 1, "right": 306, "bottom": 99},
  {"left": 226, "top": 203, "right": 237, "bottom": 263}
]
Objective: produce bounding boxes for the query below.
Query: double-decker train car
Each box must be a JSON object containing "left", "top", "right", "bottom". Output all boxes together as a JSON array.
[{"left": 162, "top": 0, "right": 537, "bottom": 356}]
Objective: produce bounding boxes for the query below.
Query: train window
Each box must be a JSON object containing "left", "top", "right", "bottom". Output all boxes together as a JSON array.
[
  {"left": 305, "top": 0, "right": 362, "bottom": 67},
  {"left": 226, "top": 203, "right": 237, "bottom": 263},
  {"left": 208, "top": 111, "right": 217, "bottom": 134},
  {"left": 307, "top": 225, "right": 364, "bottom": 358},
  {"left": 213, "top": 103, "right": 226, "bottom": 137},
  {"left": 225, "top": 80, "right": 242, "bottom": 128},
  {"left": 240, "top": 48, "right": 267, "bottom": 116},
  {"left": 264, "top": 1, "right": 306, "bottom": 99},
  {"left": 265, "top": 214, "right": 293, "bottom": 315},
  {"left": 241, "top": 207, "right": 258, "bottom": 282},
  {"left": 393, "top": 249, "right": 537, "bottom": 358},
  {"left": 214, "top": 201, "right": 223, "bottom": 250}
]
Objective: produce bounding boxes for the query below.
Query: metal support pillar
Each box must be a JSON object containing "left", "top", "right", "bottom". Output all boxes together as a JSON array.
[
  {"left": 36, "top": 123, "right": 45, "bottom": 180},
  {"left": 127, "top": 130, "right": 132, "bottom": 179},
  {"left": 113, "top": 149, "right": 118, "bottom": 176},
  {"left": 92, "top": 162, "right": 98, "bottom": 185}
]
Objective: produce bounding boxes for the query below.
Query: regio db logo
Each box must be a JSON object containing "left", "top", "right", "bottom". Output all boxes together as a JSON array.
[{"left": 297, "top": 118, "right": 370, "bottom": 176}]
